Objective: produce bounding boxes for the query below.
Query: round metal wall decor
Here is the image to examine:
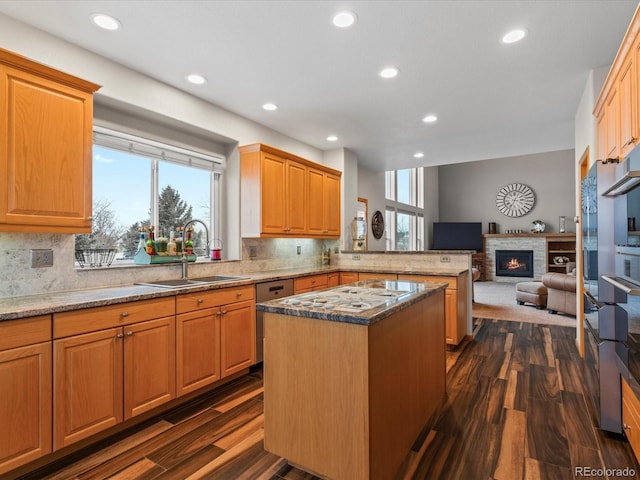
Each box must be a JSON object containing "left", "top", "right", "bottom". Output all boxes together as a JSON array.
[
  {"left": 371, "top": 210, "right": 385, "bottom": 239},
  {"left": 496, "top": 183, "right": 535, "bottom": 217}
]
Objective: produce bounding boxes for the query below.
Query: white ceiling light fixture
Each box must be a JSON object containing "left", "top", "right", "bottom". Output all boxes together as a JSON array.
[
  {"left": 186, "top": 74, "right": 207, "bottom": 85},
  {"left": 262, "top": 103, "right": 278, "bottom": 111},
  {"left": 379, "top": 67, "right": 399, "bottom": 79},
  {"left": 326, "top": 135, "right": 339, "bottom": 142},
  {"left": 332, "top": 11, "right": 357, "bottom": 28},
  {"left": 501, "top": 28, "right": 527, "bottom": 44},
  {"left": 413, "top": 152, "right": 424, "bottom": 158},
  {"left": 90, "top": 13, "right": 121, "bottom": 31},
  {"left": 422, "top": 114, "right": 438, "bottom": 123}
]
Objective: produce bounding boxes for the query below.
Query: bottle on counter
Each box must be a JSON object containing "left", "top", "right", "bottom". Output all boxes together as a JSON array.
[
  {"left": 136, "top": 232, "right": 146, "bottom": 253},
  {"left": 175, "top": 230, "right": 183, "bottom": 254},
  {"left": 167, "top": 231, "right": 177, "bottom": 255},
  {"left": 146, "top": 226, "right": 156, "bottom": 255},
  {"left": 185, "top": 229, "right": 194, "bottom": 255},
  {"left": 156, "top": 229, "right": 168, "bottom": 255}
]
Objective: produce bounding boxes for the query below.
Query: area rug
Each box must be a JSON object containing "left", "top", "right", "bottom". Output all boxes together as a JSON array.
[{"left": 472, "top": 281, "right": 576, "bottom": 328}]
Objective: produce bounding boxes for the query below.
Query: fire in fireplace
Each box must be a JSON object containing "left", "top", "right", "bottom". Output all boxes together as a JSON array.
[{"left": 495, "top": 249, "right": 534, "bottom": 278}]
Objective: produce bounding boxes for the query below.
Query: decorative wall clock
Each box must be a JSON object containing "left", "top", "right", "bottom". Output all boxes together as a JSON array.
[
  {"left": 496, "top": 183, "right": 535, "bottom": 217},
  {"left": 371, "top": 210, "right": 385, "bottom": 239}
]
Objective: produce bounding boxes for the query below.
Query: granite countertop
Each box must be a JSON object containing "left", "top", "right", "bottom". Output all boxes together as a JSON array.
[
  {"left": 0, "top": 266, "right": 466, "bottom": 322},
  {"left": 256, "top": 279, "right": 447, "bottom": 326}
]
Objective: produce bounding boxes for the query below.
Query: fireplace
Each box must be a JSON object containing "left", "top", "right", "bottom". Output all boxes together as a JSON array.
[{"left": 495, "top": 250, "right": 534, "bottom": 278}]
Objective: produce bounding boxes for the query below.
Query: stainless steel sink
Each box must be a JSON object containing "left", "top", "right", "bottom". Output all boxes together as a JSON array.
[
  {"left": 189, "top": 275, "right": 247, "bottom": 283},
  {"left": 136, "top": 276, "right": 246, "bottom": 288},
  {"left": 135, "top": 279, "right": 207, "bottom": 288}
]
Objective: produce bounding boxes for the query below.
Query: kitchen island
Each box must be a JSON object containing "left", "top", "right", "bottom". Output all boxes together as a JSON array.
[{"left": 257, "top": 279, "right": 447, "bottom": 480}]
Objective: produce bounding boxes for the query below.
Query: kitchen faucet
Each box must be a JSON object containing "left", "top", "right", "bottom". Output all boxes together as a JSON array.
[{"left": 181, "top": 219, "right": 210, "bottom": 278}]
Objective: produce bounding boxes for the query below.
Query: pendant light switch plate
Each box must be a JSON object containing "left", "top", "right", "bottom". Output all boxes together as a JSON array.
[{"left": 31, "top": 249, "right": 53, "bottom": 268}]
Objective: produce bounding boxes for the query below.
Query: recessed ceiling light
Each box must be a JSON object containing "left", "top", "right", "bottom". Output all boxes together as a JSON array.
[
  {"left": 262, "top": 103, "right": 278, "bottom": 111},
  {"left": 327, "top": 135, "right": 339, "bottom": 142},
  {"left": 91, "top": 13, "right": 121, "bottom": 31},
  {"left": 186, "top": 74, "right": 206, "bottom": 85},
  {"left": 422, "top": 114, "right": 438, "bottom": 123},
  {"left": 501, "top": 29, "right": 527, "bottom": 44},
  {"left": 414, "top": 152, "right": 424, "bottom": 158},
  {"left": 332, "top": 11, "right": 357, "bottom": 28},
  {"left": 379, "top": 67, "right": 399, "bottom": 79}
]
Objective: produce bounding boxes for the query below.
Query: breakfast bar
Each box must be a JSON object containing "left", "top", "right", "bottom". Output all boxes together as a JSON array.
[{"left": 257, "top": 279, "right": 447, "bottom": 480}]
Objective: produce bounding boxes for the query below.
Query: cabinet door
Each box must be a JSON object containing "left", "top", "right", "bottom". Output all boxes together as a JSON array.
[
  {"left": 54, "top": 328, "right": 123, "bottom": 449},
  {"left": 287, "top": 160, "right": 307, "bottom": 234},
  {"left": 596, "top": 109, "right": 607, "bottom": 162},
  {"left": 340, "top": 272, "right": 359, "bottom": 285},
  {"left": 176, "top": 309, "right": 220, "bottom": 396},
  {"left": 0, "top": 342, "right": 51, "bottom": 474},
  {"left": 324, "top": 172, "right": 341, "bottom": 236},
  {"left": 307, "top": 168, "right": 325, "bottom": 235},
  {"left": 0, "top": 64, "right": 94, "bottom": 232},
  {"left": 606, "top": 87, "right": 620, "bottom": 160},
  {"left": 123, "top": 317, "right": 175, "bottom": 420},
  {"left": 443, "top": 289, "right": 458, "bottom": 344},
  {"left": 619, "top": 52, "right": 636, "bottom": 158},
  {"left": 220, "top": 300, "right": 256, "bottom": 377},
  {"left": 327, "top": 272, "right": 340, "bottom": 287},
  {"left": 261, "top": 153, "right": 287, "bottom": 234}
]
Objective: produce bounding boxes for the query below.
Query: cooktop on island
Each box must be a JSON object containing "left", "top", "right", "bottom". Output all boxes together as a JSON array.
[{"left": 279, "top": 286, "right": 410, "bottom": 313}]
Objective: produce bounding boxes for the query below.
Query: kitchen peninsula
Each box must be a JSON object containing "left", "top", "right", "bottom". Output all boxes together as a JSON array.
[{"left": 258, "top": 279, "right": 447, "bottom": 480}]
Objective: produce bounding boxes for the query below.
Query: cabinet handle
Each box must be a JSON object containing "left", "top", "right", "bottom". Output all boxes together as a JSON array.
[
  {"left": 126, "top": 331, "right": 133, "bottom": 336},
  {"left": 221, "top": 310, "right": 228, "bottom": 315},
  {"left": 197, "top": 298, "right": 204, "bottom": 304},
  {"left": 87, "top": 216, "right": 93, "bottom": 221},
  {"left": 624, "top": 423, "right": 631, "bottom": 431},
  {"left": 116, "top": 333, "right": 124, "bottom": 339},
  {"left": 236, "top": 292, "right": 242, "bottom": 297},
  {"left": 121, "top": 311, "right": 129, "bottom": 318},
  {"left": 624, "top": 137, "right": 638, "bottom": 147}
]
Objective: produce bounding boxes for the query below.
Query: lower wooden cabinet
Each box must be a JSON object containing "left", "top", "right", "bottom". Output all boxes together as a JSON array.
[
  {"left": 221, "top": 300, "right": 256, "bottom": 377},
  {"left": 398, "top": 272, "right": 468, "bottom": 346},
  {"left": 0, "top": 315, "right": 52, "bottom": 475},
  {"left": 294, "top": 274, "right": 329, "bottom": 293},
  {"left": 327, "top": 272, "right": 340, "bottom": 287},
  {"left": 622, "top": 378, "right": 640, "bottom": 461},
  {"left": 339, "top": 272, "right": 359, "bottom": 285},
  {"left": 53, "top": 298, "right": 176, "bottom": 449},
  {"left": 358, "top": 272, "right": 398, "bottom": 281}
]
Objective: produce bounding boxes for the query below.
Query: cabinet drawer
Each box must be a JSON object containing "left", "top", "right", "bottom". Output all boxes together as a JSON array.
[
  {"left": 54, "top": 297, "right": 175, "bottom": 338},
  {"left": 176, "top": 285, "right": 255, "bottom": 314},
  {"left": 358, "top": 272, "right": 398, "bottom": 281},
  {"left": 398, "top": 274, "right": 456, "bottom": 290},
  {"left": 294, "top": 274, "right": 328, "bottom": 293},
  {"left": 0, "top": 315, "right": 51, "bottom": 350},
  {"left": 622, "top": 378, "right": 640, "bottom": 460}
]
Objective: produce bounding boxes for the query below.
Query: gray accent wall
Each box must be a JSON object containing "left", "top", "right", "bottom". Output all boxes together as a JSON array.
[{"left": 438, "top": 149, "right": 576, "bottom": 236}]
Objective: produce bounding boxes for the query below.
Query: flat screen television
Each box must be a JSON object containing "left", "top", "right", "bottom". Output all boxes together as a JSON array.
[{"left": 432, "top": 222, "right": 483, "bottom": 251}]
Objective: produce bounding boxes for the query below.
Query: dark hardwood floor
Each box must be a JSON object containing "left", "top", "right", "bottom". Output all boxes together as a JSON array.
[{"left": 10, "top": 318, "right": 640, "bottom": 480}]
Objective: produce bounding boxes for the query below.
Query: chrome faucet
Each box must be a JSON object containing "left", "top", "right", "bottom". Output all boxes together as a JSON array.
[{"left": 181, "top": 219, "right": 210, "bottom": 278}]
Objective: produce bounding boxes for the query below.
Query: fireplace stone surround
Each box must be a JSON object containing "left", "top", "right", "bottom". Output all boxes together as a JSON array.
[{"left": 484, "top": 234, "right": 547, "bottom": 282}]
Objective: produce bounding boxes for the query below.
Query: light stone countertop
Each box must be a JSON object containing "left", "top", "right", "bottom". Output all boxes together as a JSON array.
[
  {"left": 0, "top": 266, "right": 467, "bottom": 321},
  {"left": 256, "top": 279, "right": 447, "bottom": 326}
]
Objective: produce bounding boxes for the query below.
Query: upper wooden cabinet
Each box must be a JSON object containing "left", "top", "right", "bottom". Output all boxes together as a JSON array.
[
  {"left": 240, "top": 143, "right": 341, "bottom": 238},
  {"left": 594, "top": 8, "right": 640, "bottom": 162},
  {"left": 0, "top": 49, "right": 100, "bottom": 233}
]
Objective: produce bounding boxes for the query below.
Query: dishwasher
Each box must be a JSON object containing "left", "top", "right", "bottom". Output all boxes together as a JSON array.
[{"left": 255, "top": 279, "right": 294, "bottom": 363}]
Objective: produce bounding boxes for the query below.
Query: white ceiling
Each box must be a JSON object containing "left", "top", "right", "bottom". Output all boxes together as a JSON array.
[{"left": 0, "top": 0, "right": 637, "bottom": 171}]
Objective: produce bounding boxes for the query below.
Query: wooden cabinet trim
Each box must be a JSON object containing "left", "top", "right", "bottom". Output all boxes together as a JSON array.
[
  {"left": 0, "top": 314, "right": 51, "bottom": 350},
  {"left": 176, "top": 286, "right": 255, "bottom": 314},
  {"left": 54, "top": 297, "right": 175, "bottom": 338}
]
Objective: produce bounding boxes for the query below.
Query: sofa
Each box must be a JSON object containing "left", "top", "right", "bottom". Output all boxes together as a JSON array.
[{"left": 541, "top": 262, "right": 577, "bottom": 316}]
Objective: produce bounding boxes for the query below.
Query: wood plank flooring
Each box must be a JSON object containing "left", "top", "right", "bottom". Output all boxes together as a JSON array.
[{"left": 9, "top": 318, "right": 640, "bottom": 480}]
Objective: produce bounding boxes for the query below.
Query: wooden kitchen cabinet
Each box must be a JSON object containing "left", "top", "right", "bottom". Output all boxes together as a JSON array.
[
  {"left": 307, "top": 167, "right": 341, "bottom": 236},
  {"left": 0, "top": 48, "right": 99, "bottom": 233},
  {"left": 53, "top": 297, "right": 175, "bottom": 449},
  {"left": 327, "top": 272, "right": 340, "bottom": 287},
  {"left": 622, "top": 378, "right": 640, "bottom": 461},
  {"left": 358, "top": 272, "right": 398, "bottom": 281},
  {"left": 240, "top": 143, "right": 341, "bottom": 238},
  {"left": 339, "top": 272, "right": 359, "bottom": 284},
  {"left": 619, "top": 50, "right": 637, "bottom": 158},
  {"left": 177, "top": 285, "right": 256, "bottom": 384},
  {"left": 0, "top": 315, "right": 52, "bottom": 475},
  {"left": 398, "top": 273, "right": 468, "bottom": 346},
  {"left": 294, "top": 273, "right": 329, "bottom": 293}
]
